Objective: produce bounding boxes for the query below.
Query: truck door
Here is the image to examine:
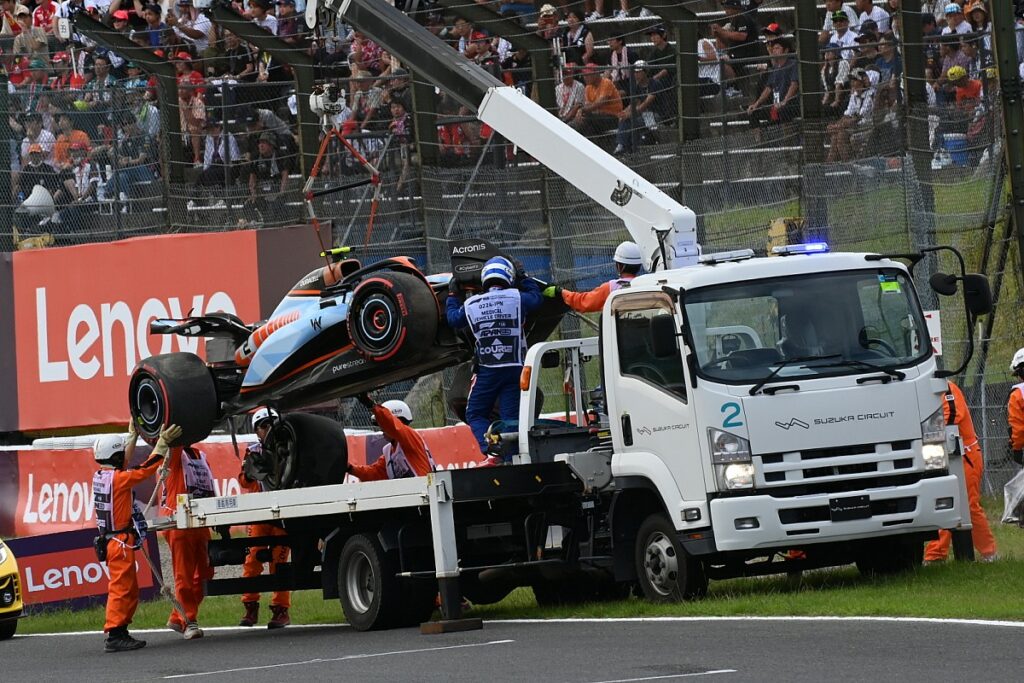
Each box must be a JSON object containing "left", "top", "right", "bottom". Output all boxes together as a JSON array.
[{"left": 606, "top": 292, "right": 705, "bottom": 507}]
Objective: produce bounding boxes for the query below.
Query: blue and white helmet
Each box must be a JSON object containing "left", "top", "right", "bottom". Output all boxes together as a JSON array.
[{"left": 481, "top": 256, "right": 514, "bottom": 287}]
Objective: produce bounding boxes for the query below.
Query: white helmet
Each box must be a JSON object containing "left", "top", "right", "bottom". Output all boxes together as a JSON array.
[
  {"left": 94, "top": 434, "right": 128, "bottom": 463},
  {"left": 251, "top": 407, "right": 279, "bottom": 429},
  {"left": 613, "top": 241, "right": 643, "bottom": 266},
  {"left": 1011, "top": 348, "right": 1024, "bottom": 373},
  {"left": 381, "top": 400, "right": 413, "bottom": 423}
]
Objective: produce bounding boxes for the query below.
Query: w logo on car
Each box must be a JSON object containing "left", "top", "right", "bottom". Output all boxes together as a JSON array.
[
  {"left": 610, "top": 181, "right": 633, "bottom": 206},
  {"left": 774, "top": 418, "right": 810, "bottom": 430}
]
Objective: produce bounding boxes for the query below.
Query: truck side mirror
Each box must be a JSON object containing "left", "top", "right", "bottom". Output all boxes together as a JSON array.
[
  {"left": 650, "top": 315, "right": 678, "bottom": 359},
  {"left": 541, "top": 350, "right": 561, "bottom": 368},
  {"left": 929, "top": 272, "right": 958, "bottom": 296},
  {"left": 963, "top": 273, "right": 992, "bottom": 316}
]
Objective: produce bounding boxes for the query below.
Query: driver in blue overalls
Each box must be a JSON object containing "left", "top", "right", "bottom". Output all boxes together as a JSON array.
[{"left": 446, "top": 256, "right": 543, "bottom": 463}]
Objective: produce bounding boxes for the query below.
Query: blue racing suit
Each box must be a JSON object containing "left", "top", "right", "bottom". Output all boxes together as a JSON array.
[{"left": 446, "top": 279, "right": 543, "bottom": 453}]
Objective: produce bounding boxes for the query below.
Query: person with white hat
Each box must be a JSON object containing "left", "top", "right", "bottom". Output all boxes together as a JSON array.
[
  {"left": 349, "top": 395, "right": 437, "bottom": 480},
  {"left": 1007, "top": 348, "right": 1024, "bottom": 466},
  {"left": 542, "top": 241, "right": 643, "bottom": 312}
]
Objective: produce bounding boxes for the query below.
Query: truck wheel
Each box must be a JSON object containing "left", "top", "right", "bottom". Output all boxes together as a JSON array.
[
  {"left": 856, "top": 538, "right": 924, "bottom": 576},
  {"left": 260, "top": 413, "right": 348, "bottom": 490},
  {"left": 0, "top": 620, "right": 16, "bottom": 640},
  {"left": 635, "top": 514, "right": 708, "bottom": 602},
  {"left": 348, "top": 271, "right": 437, "bottom": 362},
  {"left": 128, "top": 353, "right": 218, "bottom": 446},
  {"left": 338, "top": 533, "right": 402, "bottom": 631}
]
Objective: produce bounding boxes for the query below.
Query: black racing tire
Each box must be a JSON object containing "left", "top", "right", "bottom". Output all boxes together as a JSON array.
[
  {"left": 259, "top": 413, "right": 348, "bottom": 490},
  {"left": 337, "top": 534, "right": 435, "bottom": 630},
  {"left": 128, "top": 353, "right": 218, "bottom": 446},
  {"left": 635, "top": 514, "right": 708, "bottom": 602},
  {"left": 0, "top": 619, "right": 16, "bottom": 640},
  {"left": 856, "top": 537, "right": 924, "bottom": 576},
  {"left": 348, "top": 271, "right": 437, "bottom": 363}
]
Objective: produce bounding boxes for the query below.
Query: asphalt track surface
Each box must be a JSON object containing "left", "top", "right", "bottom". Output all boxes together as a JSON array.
[{"left": 9, "top": 617, "right": 1023, "bottom": 683}]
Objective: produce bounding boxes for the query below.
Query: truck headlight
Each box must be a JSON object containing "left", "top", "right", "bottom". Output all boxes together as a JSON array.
[
  {"left": 921, "top": 407, "right": 948, "bottom": 470},
  {"left": 709, "top": 428, "right": 754, "bottom": 490}
]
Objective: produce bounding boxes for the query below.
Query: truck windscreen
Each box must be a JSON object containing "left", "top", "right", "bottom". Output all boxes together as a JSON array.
[{"left": 684, "top": 269, "right": 929, "bottom": 385}]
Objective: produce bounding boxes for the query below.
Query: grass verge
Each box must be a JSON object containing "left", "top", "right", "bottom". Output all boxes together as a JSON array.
[{"left": 17, "top": 497, "right": 1024, "bottom": 635}]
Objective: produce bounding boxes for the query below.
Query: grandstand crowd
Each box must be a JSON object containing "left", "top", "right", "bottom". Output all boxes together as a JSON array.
[{"left": 2, "top": 0, "right": 1023, "bottom": 247}]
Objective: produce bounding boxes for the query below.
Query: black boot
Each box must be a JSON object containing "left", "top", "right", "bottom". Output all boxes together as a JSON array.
[
  {"left": 239, "top": 601, "right": 259, "bottom": 627},
  {"left": 104, "top": 627, "right": 147, "bottom": 653}
]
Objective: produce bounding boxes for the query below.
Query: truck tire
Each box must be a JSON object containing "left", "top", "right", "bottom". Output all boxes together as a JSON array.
[
  {"left": 348, "top": 271, "right": 437, "bottom": 363},
  {"left": 0, "top": 620, "right": 16, "bottom": 640},
  {"left": 337, "top": 533, "right": 435, "bottom": 630},
  {"left": 634, "top": 514, "right": 708, "bottom": 602},
  {"left": 259, "top": 413, "right": 348, "bottom": 490},
  {"left": 855, "top": 537, "right": 924, "bottom": 576},
  {"left": 128, "top": 353, "right": 218, "bottom": 446}
]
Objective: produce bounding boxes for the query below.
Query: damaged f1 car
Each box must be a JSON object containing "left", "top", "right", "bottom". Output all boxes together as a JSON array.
[{"left": 127, "top": 240, "right": 564, "bottom": 480}]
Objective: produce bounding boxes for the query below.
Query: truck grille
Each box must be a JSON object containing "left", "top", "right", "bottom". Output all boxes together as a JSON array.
[
  {"left": 778, "top": 496, "right": 917, "bottom": 525},
  {"left": 0, "top": 573, "right": 19, "bottom": 608},
  {"left": 758, "top": 441, "right": 916, "bottom": 488}
]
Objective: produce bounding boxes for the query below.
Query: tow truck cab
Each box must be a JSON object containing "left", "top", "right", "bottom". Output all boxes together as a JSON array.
[{"left": 517, "top": 249, "right": 972, "bottom": 584}]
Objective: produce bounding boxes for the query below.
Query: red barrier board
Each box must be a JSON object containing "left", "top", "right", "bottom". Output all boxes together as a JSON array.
[{"left": 11, "top": 231, "right": 261, "bottom": 432}]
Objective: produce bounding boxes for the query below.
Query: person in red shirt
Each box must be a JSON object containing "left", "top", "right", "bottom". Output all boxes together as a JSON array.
[
  {"left": 237, "top": 407, "right": 291, "bottom": 629},
  {"left": 92, "top": 422, "right": 180, "bottom": 652},
  {"left": 542, "top": 241, "right": 643, "bottom": 313},
  {"left": 348, "top": 395, "right": 436, "bottom": 481},
  {"left": 160, "top": 433, "right": 217, "bottom": 640},
  {"left": 923, "top": 382, "right": 997, "bottom": 563},
  {"left": 32, "top": 0, "right": 55, "bottom": 33}
]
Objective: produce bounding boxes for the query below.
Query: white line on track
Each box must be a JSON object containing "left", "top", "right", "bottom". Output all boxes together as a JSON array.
[
  {"left": 584, "top": 670, "right": 738, "bottom": 683},
  {"left": 23, "top": 615, "right": 1024, "bottom": 638},
  {"left": 161, "top": 639, "right": 515, "bottom": 679}
]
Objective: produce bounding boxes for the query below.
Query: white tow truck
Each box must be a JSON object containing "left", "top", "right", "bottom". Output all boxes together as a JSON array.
[{"left": 171, "top": 0, "right": 993, "bottom": 629}]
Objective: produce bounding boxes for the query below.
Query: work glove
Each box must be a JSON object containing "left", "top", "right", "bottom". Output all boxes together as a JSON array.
[
  {"left": 356, "top": 392, "right": 375, "bottom": 410},
  {"left": 512, "top": 258, "right": 527, "bottom": 282},
  {"left": 447, "top": 277, "right": 462, "bottom": 299},
  {"left": 542, "top": 285, "right": 562, "bottom": 299},
  {"left": 152, "top": 424, "right": 183, "bottom": 459},
  {"left": 127, "top": 418, "right": 137, "bottom": 441}
]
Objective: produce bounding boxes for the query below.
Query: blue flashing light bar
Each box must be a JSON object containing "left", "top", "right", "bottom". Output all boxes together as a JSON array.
[{"left": 771, "top": 242, "right": 830, "bottom": 256}]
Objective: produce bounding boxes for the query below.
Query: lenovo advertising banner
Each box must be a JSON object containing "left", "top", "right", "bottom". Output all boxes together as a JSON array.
[{"left": 5, "top": 529, "right": 161, "bottom": 610}]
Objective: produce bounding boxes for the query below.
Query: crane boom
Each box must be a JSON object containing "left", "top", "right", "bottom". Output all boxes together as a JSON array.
[{"left": 331, "top": 0, "right": 699, "bottom": 271}]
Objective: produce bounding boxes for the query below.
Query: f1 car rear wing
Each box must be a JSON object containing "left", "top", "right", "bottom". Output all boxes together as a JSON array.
[{"left": 313, "top": 0, "right": 699, "bottom": 272}]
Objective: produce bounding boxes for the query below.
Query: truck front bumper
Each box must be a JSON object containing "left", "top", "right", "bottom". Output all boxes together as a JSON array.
[{"left": 709, "top": 474, "right": 960, "bottom": 552}]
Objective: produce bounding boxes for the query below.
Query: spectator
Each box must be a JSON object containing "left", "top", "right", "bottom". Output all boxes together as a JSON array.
[
  {"left": 243, "top": 106, "right": 294, "bottom": 161},
  {"left": 173, "top": 51, "right": 204, "bottom": 89},
  {"left": 16, "top": 58, "right": 51, "bottom": 116},
  {"left": 347, "top": 69, "right": 382, "bottom": 132},
  {"left": 745, "top": 40, "right": 800, "bottom": 140},
  {"left": 351, "top": 30, "right": 383, "bottom": 75},
  {"left": 829, "top": 11, "right": 858, "bottom": 60},
  {"left": 219, "top": 31, "right": 256, "bottom": 82},
  {"left": 614, "top": 61, "right": 660, "bottom": 155},
  {"left": 555, "top": 64, "right": 585, "bottom": 123},
  {"left": 32, "top": 0, "right": 56, "bottom": 34},
  {"left": 644, "top": 25, "right": 676, "bottom": 97},
  {"left": 17, "top": 142, "right": 60, "bottom": 199},
  {"left": 277, "top": 0, "right": 306, "bottom": 47},
  {"left": 53, "top": 112, "right": 90, "bottom": 170},
  {"left": 852, "top": 32, "right": 879, "bottom": 70},
  {"left": 966, "top": 1, "right": 991, "bottom": 51},
  {"left": 932, "top": 65, "right": 982, "bottom": 167},
  {"left": 57, "top": 141, "right": 100, "bottom": 232},
  {"left": 855, "top": 0, "right": 889, "bottom": 34},
  {"left": 246, "top": 131, "right": 293, "bottom": 220},
  {"left": 1, "top": 0, "right": 20, "bottom": 35},
  {"left": 20, "top": 112, "right": 56, "bottom": 166},
  {"left": 826, "top": 67, "right": 877, "bottom": 161},
  {"left": 80, "top": 54, "right": 117, "bottom": 125},
  {"left": 13, "top": 6, "right": 48, "bottom": 63},
  {"left": 536, "top": 4, "right": 561, "bottom": 42},
  {"left": 606, "top": 35, "right": 637, "bottom": 95},
  {"left": 711, "top": 0, "right": 762, "bottom": 86},
  {"left": 196, "top": 116, "right": 241, "bottom": 190},
  {"left": 501, "top": 45, "right": 532, "bottom": 97},
  {"left": 110, "top": 8, "right": 129, "bottom": 35},
  {"left": 819, "top": 0, "right": 860, "bottom": 44},
  {"left": 821, "top": 42, "right": 851, "bottom": 117},
  {"left": 933, "top": 34, "right": 971, "bottom": 97},
  {"left": 138, "top": 3, "right": 166, "bottom": 48},
  {"left": 120, "top": 61, "right": 147, "bottom": 89},
  {"left": 388, "top": 96, "right": 413, "bottom": 145},
  {"left": 941, "top": 2, "right": 970, "bottom": 36},
  {"left": 250, "top": 0, "right": 277, "bottom": 36},
  {"left": 98, "top": 113, "right": 158, "bottom": 200},
  {"left": 875, "top": 33, "right": 903, "bottom": 98},
  {"left": 697, "top": 27, "right": 722, "bottom": 97},
  {"left": 572, "top": 63, "right": 622, "bottom": 138},
  {"left": 561, "top": 10, "right": 594, "bottom": 66},
  {"left": 179, "top": 78, "right": 206, "bottom": 165},
  {"left": 168, "top": 0, "right": 213, "bottom": 56}
]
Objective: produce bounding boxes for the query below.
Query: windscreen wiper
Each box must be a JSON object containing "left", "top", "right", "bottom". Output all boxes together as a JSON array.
[
  {"left": 749, "top": 354, "right": 841, "bottom": 396},
  {"left": 817, "top": 358, "right": 906, "bottom": 381}
]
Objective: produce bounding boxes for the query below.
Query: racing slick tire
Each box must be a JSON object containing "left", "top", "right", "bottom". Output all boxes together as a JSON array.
[
  {"left": 258, "top": 412, "right": 348, "bottom": 490},
  {"left": 128, "top": 353, "right": 218, "bottom": 446},
  {"left": 348, "top": 271, "right": 437, "bottom": 363}
]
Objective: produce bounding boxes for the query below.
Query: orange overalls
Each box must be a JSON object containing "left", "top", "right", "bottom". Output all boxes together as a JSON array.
[
  {"left": 160, "top": 447, "right": 215, "bottom": 628},
  {"left": 239, "top": 444, "right": 290, "bottom": 608},
  {"left": 924, "top": 382, "right": 997, "bottom": 561},
  {"left": 1007, "top": 382, "right": 1024, "bottom": 460},
  {"left": 348, "top": 405, "right": 436, "bottom": 481},
  {"left": 94, "top": 457, "right": 162, "bottom": 633},
  {"left": 560, "top": 274, "right": 636, "bottom": 313}
]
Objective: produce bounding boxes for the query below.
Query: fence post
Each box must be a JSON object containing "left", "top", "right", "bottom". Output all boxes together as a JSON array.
[
  {"left": 0, "top": 74, "right": 10, "bottom": 249},
  {"left": 991, "top": 0, "right": 1024, "bottom": 289}
]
